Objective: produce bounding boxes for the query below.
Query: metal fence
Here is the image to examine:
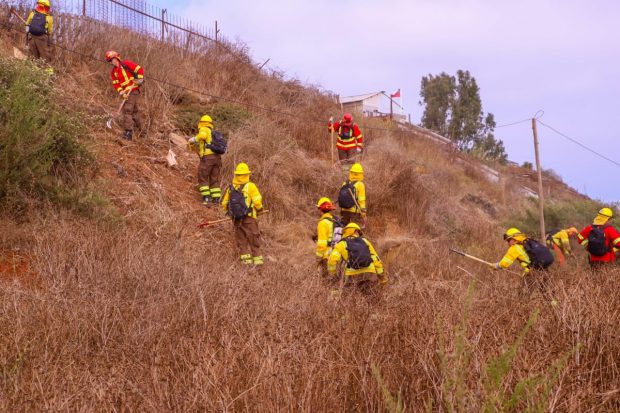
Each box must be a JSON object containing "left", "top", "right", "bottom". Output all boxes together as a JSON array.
[{"left": 6, "top": 0, "right": 225, "bottom": 55}]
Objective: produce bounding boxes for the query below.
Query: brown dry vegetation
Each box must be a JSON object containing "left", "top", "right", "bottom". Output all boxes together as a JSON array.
[{"left": 1, "top": 6, "right": 620, "bottom": 412}]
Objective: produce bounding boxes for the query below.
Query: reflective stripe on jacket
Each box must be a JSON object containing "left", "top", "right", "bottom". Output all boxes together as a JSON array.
[
  {"left": 110, "top": 60, "right": 144, "bottom": 95},
  {"left": 578, "top": 224, "right": 620, "bottom": 262},
  {"left": 328, "top": 121, "right": 363, "bottom": 151},
  {"left": 194, "top": 123, "right": 215, "bottom": 157}
]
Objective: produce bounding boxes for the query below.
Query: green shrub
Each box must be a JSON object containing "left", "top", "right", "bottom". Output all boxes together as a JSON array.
[
  {"left": 503, "top": 198, "right": 609, "bottom": 238},
  {"left": 0, "top": 58, "right": 99, "bottom": 216}
]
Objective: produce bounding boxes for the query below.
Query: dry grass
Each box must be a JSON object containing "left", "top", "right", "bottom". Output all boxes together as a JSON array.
[{"left": 1, "top": 4, "right": 620, "bottom": 412}]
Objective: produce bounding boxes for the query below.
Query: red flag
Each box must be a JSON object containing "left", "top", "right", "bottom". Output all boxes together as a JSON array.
[{"left": 390, "top": 89, "right": 401, "bottom": 98}]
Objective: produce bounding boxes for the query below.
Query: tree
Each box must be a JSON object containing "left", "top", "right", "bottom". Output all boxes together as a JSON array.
[{"left": 419, "top": 70, "right": 507, "bottom": 162}]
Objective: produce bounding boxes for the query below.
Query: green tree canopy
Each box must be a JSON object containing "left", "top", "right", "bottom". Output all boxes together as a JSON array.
[{"left": 419, "top": 70, "right": 507, "bottom": 163}]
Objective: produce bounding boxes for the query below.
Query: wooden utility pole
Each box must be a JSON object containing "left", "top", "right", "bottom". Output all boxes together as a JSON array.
[
  {"left": 161, "top": 9, "right": 167, "bottom": 42},
  {"left": 531, "top": 118, "right": 546, "bottom": 243}
]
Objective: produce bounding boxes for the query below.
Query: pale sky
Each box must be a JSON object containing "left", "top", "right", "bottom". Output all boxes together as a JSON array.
[{"left": 152, "top": 0, "right": 619, "bottom": 203}]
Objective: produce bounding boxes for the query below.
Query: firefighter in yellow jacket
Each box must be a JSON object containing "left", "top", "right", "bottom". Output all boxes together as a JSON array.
[
  {"left": 494, "top": 228, "right": 555, "bottom": 303},
  {"left": 25, "top": 0, "right": 54, "bottom": 66},
  {"left": 338, "top": 163, "right": 366, "bottom": 226},
  {"left": 221, "top": 163, "right": 264, "bottom": 266},
  {"left": 188, "top": 115, "right": 222, "bottom": 206},
  {"left": 315, "top": 197, "right": 341, "bottom": 277},
  {"left": 546, "top": 227, "right": 578, "bottom": 265},
  {"left": 328, "top": 223, "right": 385, "bottom": 296}
]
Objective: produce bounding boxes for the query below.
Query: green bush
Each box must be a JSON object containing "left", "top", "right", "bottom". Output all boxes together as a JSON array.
[
  {"left": 503, "top": 198, "right": 610, "bottom": 238},
  {"left": 0, "top": 58, "right": 97, "bottom": 216}
]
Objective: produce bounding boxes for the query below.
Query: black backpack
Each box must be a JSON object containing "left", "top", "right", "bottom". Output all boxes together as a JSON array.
[
  {"left": 206, "top": 130, "right": 227, "bottom": 155},
  {"left": 338, "top": 181, "right": 356, "bottom": 209},
  {"left": 29, "top": 11, "right": 47, "bottom": 36},
  {"left": 339, "top": 124, "right": 354, "bottom": 139},
  {"left": 587, "top": 225, "right": 610, "bottom": 257},
  {"left": 227, "top": 183, "right": 249, "bottom": 220},
  {"left": 324, "top": 216, "right": 344, "bottom": 247},
  {"left": 344, "top": 237, "right": 373, "bottom": 269},
  {"left": 523, "top": 238, "right": 554, "bottom": 270}
]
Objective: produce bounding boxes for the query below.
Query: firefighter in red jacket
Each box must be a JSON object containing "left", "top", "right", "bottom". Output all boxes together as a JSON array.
[
  {"left": 328, "top": 113, "right": 363, "bottom": 166},
  {"left": 577, "top": 207, "right": 620, "bottom": 268},
  {"left": 105, "top": 50, "right": 145, "bottom": 140}
]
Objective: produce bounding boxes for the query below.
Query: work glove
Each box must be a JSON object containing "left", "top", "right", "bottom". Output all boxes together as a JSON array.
[
  {"left": 25, "top": 26, "right": 29, "bottom": 33},
  {"left": 134, "top": 78, "right": 144, "bottom": 86},
  {"left": 188, "top": 137, "right": 196, "bottom": 144},
  {"left": 120, "top": 90, "right": 129, "bottom": 100},
  {"left": 329, "top": 116, "right": 334, "bottom": 122}
]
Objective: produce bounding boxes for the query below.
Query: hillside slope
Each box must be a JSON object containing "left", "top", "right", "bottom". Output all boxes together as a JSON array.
[{"left": 1, "top": 9, "right": 619, "bottom": 412}]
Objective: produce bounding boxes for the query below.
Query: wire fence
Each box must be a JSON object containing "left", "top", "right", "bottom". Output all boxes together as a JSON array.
[{"left": 5, "top": 0, "right": 232, "bottom": 56}]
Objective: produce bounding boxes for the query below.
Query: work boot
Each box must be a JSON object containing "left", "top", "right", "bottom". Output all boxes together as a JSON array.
[
  {"left": 122, "top": 130, "right": 133, "bottom": 141},
  {"left": 202, "top": 196, "right": 211, "bottom": 206}
]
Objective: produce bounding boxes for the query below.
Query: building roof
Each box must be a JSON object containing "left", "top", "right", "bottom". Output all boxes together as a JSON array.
[{"left": 340, "top": 91, "right": 384, "bottom": 104}]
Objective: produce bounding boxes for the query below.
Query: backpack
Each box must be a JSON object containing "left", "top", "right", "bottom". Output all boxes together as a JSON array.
[
  {"left": 28, "top": 11, "right": 47, "bottom": 36},
  {"left": 344, "top": 237, "right": 373, "bottom": 269},
  {"left": 227, "top": 183, "right": 249, "bottom": 220},
  {"left": 339, "top": 124, "right": 354, "bottom": 139},
  {"left": 206, "top": 130, "right": 227, "bottom": 155},
  {"left": 324, "top": 216, "right": 344, "bottom": 247},
  {"left": 523, "top": 238, "right": 554, "bottom": 270},
  {"left": 587, "top": 225, "right": 610, "bottom": 257},
  {"left": 338, "top": 181, "right": 356, "bottom": 209}
]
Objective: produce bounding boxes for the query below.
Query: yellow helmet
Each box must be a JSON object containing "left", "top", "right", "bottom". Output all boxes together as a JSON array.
[
  {"left": 344, "top": 222, "right": 362, "bottom": 232},
  {"left": 599, "top": 207, "right": 613, "bottom": 218},
  {"left": 234, "top": 162, "right": 251, "bottom": 175},
  {"left": 566, "top": 227, "right": 579, "bottom": 236},
  {"left": 37, "top": 0, "right": 50, "bottom": 6},
  {"left": 503, "top": 227, "right": 523, "bottom": 241},
  {"left": 316, "top": 197, "right": 332, "bottom": 208},
  {"left": 350, "top": 163, "right": 364, "bottom": 174},
  {"left": 200, "top": 114, "right": 213, "bottom": 124}
]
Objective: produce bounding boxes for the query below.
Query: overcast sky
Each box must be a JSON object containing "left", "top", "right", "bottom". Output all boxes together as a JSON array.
[{"left": 152, "top": 0, "right": 619, "bottom": 203}]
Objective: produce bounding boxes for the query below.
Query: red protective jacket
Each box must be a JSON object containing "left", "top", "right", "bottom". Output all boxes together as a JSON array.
[
  {"left": 110, "top": 60, "right": 144, "bottom": 95},
  {"left": 328, "top": 121, "right": 363, "bottom": 151},
  {"left": 577, "top": 224, "right": 620, "bottom": 262}
]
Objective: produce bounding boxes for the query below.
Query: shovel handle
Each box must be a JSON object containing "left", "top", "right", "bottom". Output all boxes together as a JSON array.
[
  {"left": 449, "top": 248, "right": 495, "bottom": 266},
  {"left": 11, "top": 9, "right": 28, "bottom": 25}
]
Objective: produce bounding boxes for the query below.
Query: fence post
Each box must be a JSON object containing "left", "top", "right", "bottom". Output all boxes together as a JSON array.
[
  {"left": 82, "top": 0, "right": 86, "bottom": 16},
  {"left": 161, "top": 9, "right": 167, "bottom": 42},
  {"left": 215, "top": 20, "right": 220, "bottom": 54}
]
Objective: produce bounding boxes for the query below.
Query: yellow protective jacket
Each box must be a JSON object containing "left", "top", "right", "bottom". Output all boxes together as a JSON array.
[
  {"left": 495, "top": 242, "right": 531, "bottom": 275},
  {"left": 341, "top": 171, "right": 366, "bottom": 213},
  {"left": 549, "top": 229, "right": 572, "bottom": 255},
  {"left": 221, "top": 174, "right": 263, "bottom": 219},
  {"left": 327, "top": 235, "right": 385, "bottom": 280},
  {"left": 26, "top": 10, "right": 53, "bottom": 35},
  {"left": 190, "top": 121, "right": 216, "bottom": 158},
  {"left": 316, "top": 212, "right": 336, "bottom": 260}
]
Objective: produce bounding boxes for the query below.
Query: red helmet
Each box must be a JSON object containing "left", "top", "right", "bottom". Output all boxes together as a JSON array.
[
  {"left": 105, "top": 50, "right": 121, "bottom": 62},
  {"left": 343, "top": 113, "right": 353, "bottom": 123}
]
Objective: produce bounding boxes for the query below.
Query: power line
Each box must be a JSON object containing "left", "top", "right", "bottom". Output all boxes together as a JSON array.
[
  {"left": 537, "top": 120, "right": 620, "bottom": 169},
  {"left": 495, "top": 118, "right": 530, "bottom": 128}
]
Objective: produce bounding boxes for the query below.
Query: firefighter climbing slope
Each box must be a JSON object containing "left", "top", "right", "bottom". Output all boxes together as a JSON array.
[
  {"left": 188, "top": 115, "right": 227, "bottom": 206},
  {"left": 494, "top": 228, "right": 555, "bottom": 301},
  {"left": 315, "top": 197, "right": 343, "bottom": 278},
  {"left": 578, "top": 207, "right": 620, "bottom": 268},
  {"left": 328, "top": 113, "right": 363, "bottom": 168},
  {"left": 221, "top": 163, "right": 264, "bottom": 267},
  {"left": 328, "top": 223, "right": 386, "bottom": 298},
  {"left": 106, "top": 50, "right": 145, "bottom": 140},
  {"left": 338, "top": 163, "right": 366, "bottom": 226},
  {"left": 546, "top": 227, "right": 578, "bottom": 265},
  {"left": 25, "top": 0, "right": 53, "bottom": 67}
]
